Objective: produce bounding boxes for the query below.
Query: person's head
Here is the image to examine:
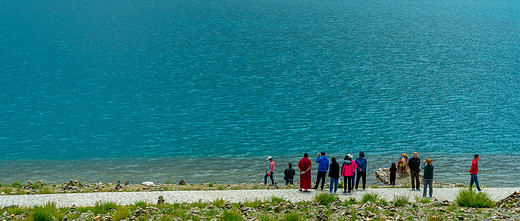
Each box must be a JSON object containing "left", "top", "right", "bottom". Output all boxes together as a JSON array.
[
  {"left": 304, "top": 153, "right": 308, "bottom": 158},
  {"left": 359, "top": 151, "right": 365, "bottom": 157},
  {"left": 267, "top": 156, "right": 273, "bottom": 161},
  {"left": 474, "top": 154, "right": 480, "bottom": 160},
  {"left": 321, "top": 151, "right": 325, "bottom": 156},
  {"left": 391, "top": 162, "right": 396, "bottom": 168},
  {"left": 288, "top": 163, "right": 292, "bottom": 168},
  {"left": 426, "top": 158, "right": 433, "bottom": 165},
  {"left": 331, "top": 157, "right": 336, "bottom": 164},
  {"left": 347, "top": 154, "right": 353, "bottom": 160},
  {"left": 413, "top": 152, "right": 418, "bottom": 158},
  {"left": 344, "top": 155, "right": 348, "bottom": 160}
]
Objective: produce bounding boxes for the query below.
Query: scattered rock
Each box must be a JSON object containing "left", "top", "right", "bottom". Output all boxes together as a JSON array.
[
  {"left": 179, "top": 179, "right": 186, "bottom": 185},
  {"left": 157, "top": 196, "right": 165, "bottom": 205},
  {"left": 114, "top": 180, "right": 123, "bottom": 190}
]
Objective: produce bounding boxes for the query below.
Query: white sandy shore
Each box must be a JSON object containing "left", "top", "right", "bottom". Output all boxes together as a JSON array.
[{"left": 1, "top": 188, "right": 518, "bottom": 208}]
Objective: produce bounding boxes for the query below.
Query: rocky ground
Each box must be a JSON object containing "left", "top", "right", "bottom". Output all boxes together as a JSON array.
[{"left": 1, "top": 191, "right": 520, "bottom": 221}]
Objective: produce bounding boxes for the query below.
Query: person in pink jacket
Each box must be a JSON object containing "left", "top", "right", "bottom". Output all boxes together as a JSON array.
[
  {"left": 349, "top": 154, "right": 358, "bottom": 192},
  {"left": 341, "top": 155, "right": 356, "bottom": 193}
]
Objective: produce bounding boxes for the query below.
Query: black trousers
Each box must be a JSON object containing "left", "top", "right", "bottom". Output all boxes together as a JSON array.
[
  {"left": 390, "top": 173, "right": 396, "bottom": 185},
  {"left": 355, "top": 172, "right": 366, "bottom": 189},
  {"left": 314, "top": 171, "right": 327, "bottom": 190},
  {"left": 411, "top": 170, "right": 420, "bottom": 189}
]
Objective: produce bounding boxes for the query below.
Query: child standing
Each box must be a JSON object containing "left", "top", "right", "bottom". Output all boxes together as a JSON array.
[
  {"left": 389, "top": 163, "right": 397, "bottom": 186},
  {"left": 284, "top": 163, "right": 295, "bottom": 185}
]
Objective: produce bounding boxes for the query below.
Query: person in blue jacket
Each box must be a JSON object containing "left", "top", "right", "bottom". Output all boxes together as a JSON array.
[
  {"left": 313, "top": 151, "right": 329, "bottom": 190},
  {"left": 355, "top": 151, "right": 367, "bottom": 190}
]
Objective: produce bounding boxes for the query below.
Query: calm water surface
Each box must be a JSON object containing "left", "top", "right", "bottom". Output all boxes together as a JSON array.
[{"left": 1, "top": 0, "right": 519, "bottom": 186}]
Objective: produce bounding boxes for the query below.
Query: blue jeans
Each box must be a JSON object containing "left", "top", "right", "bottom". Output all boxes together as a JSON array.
[
  {"left": 264, "top": 172, "right": 274, "bottom": 185},
  {"left": 423, "top": 179, "right": 433, "bottom": 197},
  {"left": 470, "top": 174, "right": 481, "bottom": 191},
  {"left": 329, "top": 178, "right": 338, "bottom": 193},
  {"left": 352, "top": 172, "right": 356, "bottom": 188}
]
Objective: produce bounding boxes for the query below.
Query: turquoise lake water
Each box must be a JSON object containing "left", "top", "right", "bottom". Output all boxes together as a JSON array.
[{"left": 1, "top": 0, "right": 520, "bottom": 186}]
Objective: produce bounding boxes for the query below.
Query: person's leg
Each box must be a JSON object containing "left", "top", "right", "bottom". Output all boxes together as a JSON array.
[
  {"left": 352, "top": 172, "right": 356, "bottom": 190},
  {"left": 470, "top": 175, "right": 475, "bottom": 189},
  {"left": 355, "top": 172, "right": 361, "bottom": 189},
  {"left": 361, "top": 172, "right": 366, "bottom": 189},
  {"left": 270, "top": 173, "right": 274, "bottom": 185},
  {"left": 423, "top": 180, "right": 427, "bottom": 197},
  {"left": 343, "top": 177, "right": 347, "bottom": 193},
  {"left": 320, "top": 171, "right": 327, "bottom": 190},
  {"left": 329, "top": 178, "right": 336, "bottom": 193},
  {"left": 429, "top": 180, "right": 433, "bottom": 197},
  {"left": 474, "top": 174, "right": 481, "bottom": 191},
  {"left": 334, "top": 178, "right": 338, "bottom": 193},
  {"left": 410, "top": 171, "right": 416, "bottom": 189},
  {"left": 314, "top": 172, "right": 321, "bottom": 189},
  {"left": 347, "top": 176, "right": 352, "bottom": 192},
  {"left": 264, "top": 174, "right": 268, "bottom": 184},
  {"left": 415, "top": 172, "right": 420, "bottom": 190}
]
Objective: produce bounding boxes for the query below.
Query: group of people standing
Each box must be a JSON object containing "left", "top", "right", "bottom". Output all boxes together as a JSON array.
[
  {"left": 264, "top": 152, "right": 482, "bottom": 198},
  {"left": 389, "top": 152, "right": 482, "bottom": 198},
  {"left": 266, "top": 151, "right": 368, "bottom": 194}
]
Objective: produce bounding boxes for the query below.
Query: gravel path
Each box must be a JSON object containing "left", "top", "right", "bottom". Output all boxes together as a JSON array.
[{"left": 1, "top": 188, "right": 518, "bottom": 208}]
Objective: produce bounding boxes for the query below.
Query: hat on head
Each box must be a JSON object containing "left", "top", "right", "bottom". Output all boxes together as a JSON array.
[{"left": 267, "top": 156, "right": 273, "bottom": 160}]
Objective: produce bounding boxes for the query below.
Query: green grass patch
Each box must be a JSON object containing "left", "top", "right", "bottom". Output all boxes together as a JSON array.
[
  {"left": 209, "top": 182, "right": 214, "bottom": 187},
  {"left": 338, "top": 181, "right": 344, "bottom": 189},
  {"left": 112, "top": 207, "right": 130, "bottom": 221},
  {"left": 1, "top": 186, "right": 12, "bottom": 195},
  {"left": 361, "top": 193, "right": 380, "bottom": 203},
  {"left": 314, "top": 193, "right": 337, "bottom": 206},
  {"left": 415, "top": 195, "right": 431, "bottom": 204},
  {"left": 93, "top": 201, "right": 118, "bottom": 214},
  {"left": 220, "top": 210, "right": 243, "bottom": 221},
  {"left": 270, "top": 196, "right": 286, "bottom": 204},
  {"left": 343, "top": 197, "right": 357, "bottom": 206},
  {"left": 212, "top": 198, "right": 226, "bottom": 208},
  {"left": 283, "top": 213, "right": 301, "bottom": 221},
  {"left": 243, "top": 199, "right": 263, "bottom": 208},
  {"left": 392, "top": 195, "right": 409, "bottom": 207},
  {"left": 455, "top": 188, "right": 494, "bottom": 208},
  {"left": 39, "top": 187, "right": 53, "bottom": 194},
  {"left": 12, "top": 182, "right": 22, "bottom": 188}
]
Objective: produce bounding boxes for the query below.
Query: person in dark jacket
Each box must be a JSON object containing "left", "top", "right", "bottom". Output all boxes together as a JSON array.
[
  {"left": 284, "top": 163, "right": 296, "bottom": 185},
  {"left": 408, "top": 152, "right": 421, "bottom": 190},
  {"left": 314, "top": 151, "right": 329, "bottom": 190},
  {"left": 355, "top": 151, "right": 367, "bottom": 190},
  {"left": 328, "top": 157, "right": 340, "bottom": 194},
  {"left": 422, "top": 158, "right": 434, "bottom": 198},
  {"left": 389, "top": 163, "right": 397, "bottom": 186}
]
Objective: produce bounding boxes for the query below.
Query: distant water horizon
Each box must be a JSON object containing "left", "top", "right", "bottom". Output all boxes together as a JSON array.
[{"left": 1, "top": 0, "right": 520, "bottom": 186}]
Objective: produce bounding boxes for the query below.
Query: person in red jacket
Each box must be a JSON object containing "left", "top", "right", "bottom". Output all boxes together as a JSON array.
[{"left": 468, "top": 154, "right": 481, "bottom": 192}]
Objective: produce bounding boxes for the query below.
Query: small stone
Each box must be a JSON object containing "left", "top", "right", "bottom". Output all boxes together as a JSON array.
[
  {"left": 93, "top": 215, "right": 101, "bottom": 220},
  {"left": 157, "top": 196, "right": 165, "bottom": 205},
  {"left": 179, "top": 179, "right": 186, "bottom": 185}
]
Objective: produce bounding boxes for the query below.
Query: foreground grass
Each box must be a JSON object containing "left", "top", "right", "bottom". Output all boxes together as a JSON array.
[
  {"left": 0, "top": 193, "right": 514, "bottom": 221},
  {"left": 455, "top": 188, "right": 495, "bottom": 208}
]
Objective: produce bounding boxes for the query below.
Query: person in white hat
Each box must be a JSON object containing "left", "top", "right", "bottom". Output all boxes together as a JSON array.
[{"left": 264, "top": 156, "right": 276, "bottom": 185}]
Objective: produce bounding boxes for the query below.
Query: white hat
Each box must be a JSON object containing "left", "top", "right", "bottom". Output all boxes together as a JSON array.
[
  {"left": 347, "top": 154, "right": 353, "bottom": 158},
  {"left": 267, "top": 156, "right": 273, "bottom": 160}
]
